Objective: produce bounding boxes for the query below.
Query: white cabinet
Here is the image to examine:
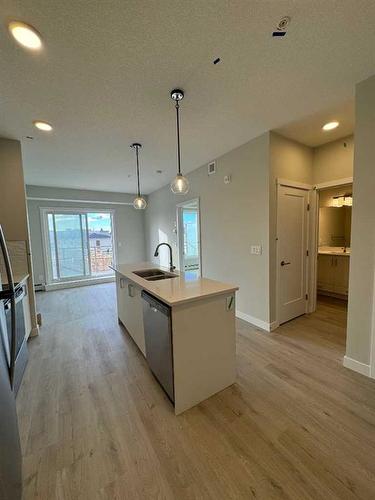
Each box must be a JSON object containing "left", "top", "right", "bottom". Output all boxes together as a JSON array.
[
  {"left": 116, "top": 274, "right": 145, "bottom": 355},
  {"left": 317, "top": 254, "right": 350, "bottom": 297}
]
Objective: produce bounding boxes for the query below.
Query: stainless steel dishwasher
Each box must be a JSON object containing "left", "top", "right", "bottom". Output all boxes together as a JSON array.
[{"left": 141, "top": 291, "right": 174, "bottom": 403}]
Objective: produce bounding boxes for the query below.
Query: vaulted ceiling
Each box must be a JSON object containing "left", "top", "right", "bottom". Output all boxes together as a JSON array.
[{"left": 1, "top": 1, "right": 374, "bottom": 194}]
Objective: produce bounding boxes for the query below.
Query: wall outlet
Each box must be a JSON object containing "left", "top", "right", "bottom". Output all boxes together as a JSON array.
[{"left": 251, "top": 245, "right": 262, "bottom": 255}]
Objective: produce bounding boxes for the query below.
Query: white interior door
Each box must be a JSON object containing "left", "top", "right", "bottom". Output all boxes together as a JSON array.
[{"left": 278, "top": 185, "right": 309, "bottom": 324}]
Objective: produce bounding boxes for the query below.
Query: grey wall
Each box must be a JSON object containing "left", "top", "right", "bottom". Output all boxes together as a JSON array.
[
  {"left": 26, "top": 185, "right": 146, "bottom": 285},
  {"left": 145, "top": 133, "right": 271, "bottom": 324},
  {"left": 346, "top": 75, "right": 375, "bottom": 367}
]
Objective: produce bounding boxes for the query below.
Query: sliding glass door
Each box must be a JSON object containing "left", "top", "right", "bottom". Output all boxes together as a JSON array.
[{"left": 43, "top": 209, "right": 115, "bottom": 283}]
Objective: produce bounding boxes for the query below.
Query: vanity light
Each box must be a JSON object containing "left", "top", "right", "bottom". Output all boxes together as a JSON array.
[
  {"left": 130, "top": 143, "right": 147, "bottom": 210},
  {"left": 8, "top": 21, "right": 42, "bottom": 50},
  {"left": 344, "top": 195, "right": 353, "bottom": 207},
  {"left": 322, "top": 121, "right": 339, "bottom": 131},
  {"left": 33, "top": 120, "right": 53, "bottom": 131},
  {"left": 170, "top": 89, "right": 189, "bottom": 195}
]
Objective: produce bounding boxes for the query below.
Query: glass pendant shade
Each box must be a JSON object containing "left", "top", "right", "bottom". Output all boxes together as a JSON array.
[
  {"left": 171, "top": 173, "right": 189, "bottom": 195},
  {"left": 130, "top": 143, "right": 147, "bottom": 210},
  {"left": 170, "top": 88, "right": 190, "bottom": 195},
  {"left": 133, "top": 196, "right": 147, "bottom": 210}
]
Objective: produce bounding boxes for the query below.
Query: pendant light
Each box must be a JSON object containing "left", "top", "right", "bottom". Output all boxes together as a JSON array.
[
  {"left": 130, "top": 143, "right": 147, "bottom": 210},
  {"left": 170, "top": 89, "right": 190, "bottom": 195}
]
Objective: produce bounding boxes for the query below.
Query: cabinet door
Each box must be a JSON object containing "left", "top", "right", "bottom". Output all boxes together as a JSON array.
[
  {"left": 116, "top": 274, "right": 127, "bottom": 326},
  {"left": 334, "top": 256, "right": 350, "bottom": 296},
  {"left": 317, "top": 255, "right": 335, "bottom": 293},
  {"left": 116, "top": 276, "right": 145, "bottom": 356},
  {"left": 125, "top": 283, "right": 145, "bottom": 355}
]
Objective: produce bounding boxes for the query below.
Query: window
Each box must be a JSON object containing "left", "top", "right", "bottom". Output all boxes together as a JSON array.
[
  {"left": 177, "top": 199, "right": 201, "bottom": 278},
  {"left": 42, "top": 209, "right": 115, "bottom": 283}
]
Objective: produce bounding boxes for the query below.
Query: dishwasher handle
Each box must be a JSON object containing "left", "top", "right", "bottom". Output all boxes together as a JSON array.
[{"left": 141, "top": 290, "right": 171, "bottom": 317}]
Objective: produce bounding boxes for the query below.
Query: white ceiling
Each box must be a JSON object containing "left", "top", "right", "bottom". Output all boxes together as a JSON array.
[{"left": 1, "top": 1, "right": 374, "bottom": 194}]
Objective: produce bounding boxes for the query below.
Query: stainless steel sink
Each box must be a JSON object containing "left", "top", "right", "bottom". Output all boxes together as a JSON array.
[{"left": 133, "top": 269, "right": 177, "bottom": 281}]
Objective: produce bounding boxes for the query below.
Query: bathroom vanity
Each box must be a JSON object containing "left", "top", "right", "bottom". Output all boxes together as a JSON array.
[{"left": 111, "top": 262, "right": 238, "bottom": 415}]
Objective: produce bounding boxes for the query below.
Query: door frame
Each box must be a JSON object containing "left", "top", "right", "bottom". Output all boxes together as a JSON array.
[
  {"left": 40, "top": 206, "right": 116, "bottom": 285},
  {"left": 311, "top": 176, "right": 353, "bottom": 310},
  {"left": 176, "top": 198, "right": 202, "bottom": 276},
  {"left": 276, "top": 179, "right": 313, "bottom": 327}
]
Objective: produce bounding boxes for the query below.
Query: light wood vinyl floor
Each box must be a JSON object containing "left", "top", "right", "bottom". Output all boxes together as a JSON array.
[{"left": 17, "top": 284, "right": 375, "bottom": 499}]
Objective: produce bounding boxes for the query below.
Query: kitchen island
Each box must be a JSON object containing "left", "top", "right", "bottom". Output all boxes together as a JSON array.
[{"left": 111, "top": 262, "right": 238, "bottom": 415}]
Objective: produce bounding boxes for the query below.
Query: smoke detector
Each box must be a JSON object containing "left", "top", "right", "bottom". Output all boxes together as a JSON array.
[{"left": 273, "top": 16, "right": 291, "bottom": 37}]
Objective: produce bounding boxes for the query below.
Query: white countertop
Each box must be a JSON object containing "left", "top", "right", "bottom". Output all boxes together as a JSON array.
[
  {"left": 111, "top": 262, "right": 238, "bottom": 306},
  {"left": 318, "top": 246, "right": 350, "bottom": 257},
  {"left": 1, "top": 273, "right": 29, "bottom": 286}
]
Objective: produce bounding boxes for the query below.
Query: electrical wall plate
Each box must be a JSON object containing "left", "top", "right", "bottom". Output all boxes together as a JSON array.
[
  {"left": 224, "top": 175, "right": 231, "bottom": 184},
  {"left": 251, "top": 245, "right": 262, "bottom": 255},
  {"left": 208, "top": 161, "right": 216, "bottom": 175}
]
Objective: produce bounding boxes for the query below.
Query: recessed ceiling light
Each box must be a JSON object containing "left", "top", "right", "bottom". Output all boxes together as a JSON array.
[
  {"left": 33, "top": 120, "right": 53, "bottom": 131},
  {"left": 8, "top": 21, "right": 42, "bottom": 50},
  {"left": 322, "top": 121, "right": 339, "bottom": 131}
]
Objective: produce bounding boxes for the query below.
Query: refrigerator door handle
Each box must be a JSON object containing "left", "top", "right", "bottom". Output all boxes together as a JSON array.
[{"left": 0, "top": 225, "right": 17, "bottom": 387}]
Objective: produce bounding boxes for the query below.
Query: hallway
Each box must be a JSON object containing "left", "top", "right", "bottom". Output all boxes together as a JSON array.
[{"left": 17, "top": 283, "right": 375, "bottom": 499}]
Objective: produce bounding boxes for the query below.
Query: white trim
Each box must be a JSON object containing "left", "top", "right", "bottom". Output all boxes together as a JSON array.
[
  {"left": 370, "top": 263, "right": 375, "bottom": 378},
  {"left": 314, "top": 177, "right": 353, "bottom": 190},
  {"left": 40, "top": 206, "right": 116, "bottom": 286},
  {"left": 343, "top": 356, "right": 371, "bottom": 377},
  {"left": 277, "top": 178, "right": 313, "bottom": 190},
  {"left": 27, "top": 196, "right": 133, "bottom": 206},
  {"left": 45, "top": 276, "right": 115, "bottom": 291},
  {"left": 236, "top": 310, "right": 275, "bottom": 332}
]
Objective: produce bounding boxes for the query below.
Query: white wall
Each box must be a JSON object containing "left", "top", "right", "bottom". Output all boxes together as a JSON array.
[
  {"left": 346, "top": 75, "right": 375, "bottom": 372},
  {"left": 26, "top": 186, "right": 146, "bottom": 286},
  {"left": 269, "top": 132, "right": 314, "bottom": 323},
  {"left": 145, "top": 133, "right": 271, "bottom": 326},
  {"left": 313, "top": 135, "right": 354, "bottom": 184},
  {"left": 0, "top": 138, "right": 38, "bottom": 333}
]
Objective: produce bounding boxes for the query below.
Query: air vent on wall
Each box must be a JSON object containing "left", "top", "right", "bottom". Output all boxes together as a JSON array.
[{"left": 208, "top": 161, "right": 216, "bottom": 175}]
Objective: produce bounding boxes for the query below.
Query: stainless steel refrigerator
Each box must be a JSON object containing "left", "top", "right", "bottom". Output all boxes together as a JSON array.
[{"left": 0, "top": 225, "right": 23, "bottom": 500}]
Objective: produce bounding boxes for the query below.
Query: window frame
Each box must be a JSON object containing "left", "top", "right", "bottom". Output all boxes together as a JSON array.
[{"left": 40, "top": 207, "right": 116, "bottom": 285}]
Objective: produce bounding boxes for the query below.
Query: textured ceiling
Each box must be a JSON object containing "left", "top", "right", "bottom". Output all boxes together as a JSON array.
[{"left": 1, "top": 1, "right": 374, "bottom": 194}]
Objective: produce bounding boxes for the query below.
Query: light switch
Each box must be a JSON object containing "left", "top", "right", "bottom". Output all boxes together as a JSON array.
[{"left": 251, "top": 245, "right": 262, "bottom": 255}]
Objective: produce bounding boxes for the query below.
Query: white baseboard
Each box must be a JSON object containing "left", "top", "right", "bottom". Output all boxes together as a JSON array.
[
  {"left": 343, "top": 355, "right": 371, "bottom": 377},
  {"left": 236, "top": 311, "right": 273, "bottom": 332},
  {"left": 45, "top": 276, "right": 115, "bottom": 291}
]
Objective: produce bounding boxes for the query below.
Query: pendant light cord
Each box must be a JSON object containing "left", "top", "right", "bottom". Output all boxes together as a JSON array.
[
  {"left": 175, "top": 101, "right": 181, "bottom": 175},
  {"left": 135, "top": 145, "right": 141, "bottom": 197}
]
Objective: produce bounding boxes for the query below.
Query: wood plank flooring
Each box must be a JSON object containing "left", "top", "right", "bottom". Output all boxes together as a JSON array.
[{"left": 17, "top": 284, "right": 375, "bottom": 499}]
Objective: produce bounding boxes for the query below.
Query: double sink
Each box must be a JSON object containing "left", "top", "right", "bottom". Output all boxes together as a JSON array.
[{"left": 133, "top": 268, "right": 178, "bottom": 282}]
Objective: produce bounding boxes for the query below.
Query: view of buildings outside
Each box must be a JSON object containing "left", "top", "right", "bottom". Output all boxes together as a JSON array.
[{"left": 47, "top": 212, "right": 114, "bottom": 280}]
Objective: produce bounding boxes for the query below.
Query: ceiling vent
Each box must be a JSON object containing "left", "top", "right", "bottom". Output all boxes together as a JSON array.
[{"left": 208, "top": 161, "right": 216, "bottom": 175}]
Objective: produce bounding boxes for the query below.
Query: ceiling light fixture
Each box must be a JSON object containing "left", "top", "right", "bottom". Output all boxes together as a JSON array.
[
  {"left": 322, "top": 121, "right": 339, "bottom": 131},
  {"left": 130, "top": 143, "right": 147, "bottom": 210},
  {"left": 33, "top": 120, "right": 53, "bottom": 131},
  {"left": 8, "top": 21, "right": 42, "bottom": 50},
  {"left": 170, "top": 89, "right": 189, "bottom": 195}
]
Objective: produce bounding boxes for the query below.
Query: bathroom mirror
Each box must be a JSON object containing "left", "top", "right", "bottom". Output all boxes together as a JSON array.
[{"left": 319, "top": 207, "right": 352, "bottom": 247}]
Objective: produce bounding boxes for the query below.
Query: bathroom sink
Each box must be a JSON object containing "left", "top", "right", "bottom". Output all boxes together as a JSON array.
[{"left": 133, "top": 268, "right": 177, "bottom": 280}]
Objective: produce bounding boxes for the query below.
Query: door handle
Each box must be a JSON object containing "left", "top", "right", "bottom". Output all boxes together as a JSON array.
[{"left": 281, "top": 261, "right": 291, "bottom": 266}]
